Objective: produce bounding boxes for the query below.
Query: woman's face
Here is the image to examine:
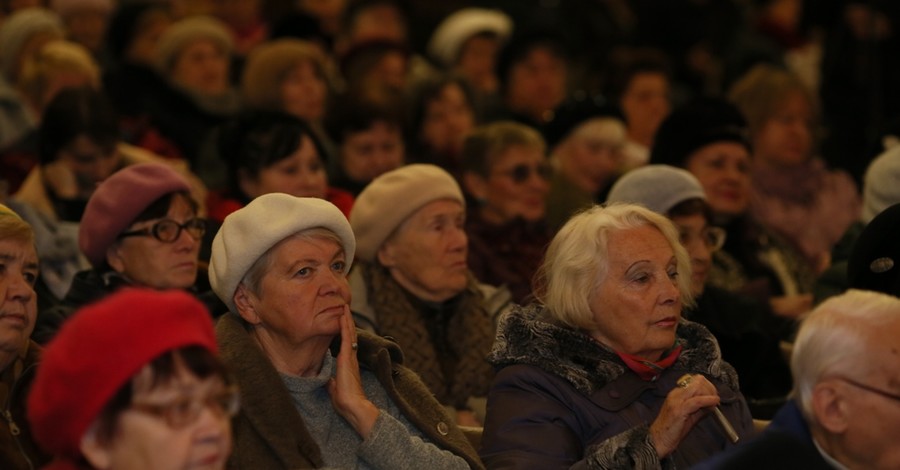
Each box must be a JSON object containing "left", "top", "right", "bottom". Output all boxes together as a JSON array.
[
  {"left": 472, "top": 144, "right": 549, "bottom": 224},
  {"left": 619, "top": 72, "right": 670, "bottom": 141},
  {"left": 685, "top": 141, "right": 751, "bottom": 219},
  {"left": 171, "top": 39, "right": 229, "bottom": 95},
  {"left": 127, "top": 11, "right": 172, "bottom": 66},
  {"left": 456, "top": 34, "right": 500, "bottom": 93},
  {"left": 588, "top": 224, "right": 682, "bottom": 360},
  {"left": 241, "top": 135, "right": 327, "bottom": 200},
  {"left": 505, "top": 46, "right": 567, "bottom": 122},
  {"left": 753, "top": 92, "right": 813, "bottom": 168},
  {"left": 378, "top": 199, "right": 468, "bottom": 302},
  {"left": 107, "top": 195, "right": 201, "bottom": 290},
  {"left": 557, "top": 119, "right": 625, "bottom": 194},
  {"left": 244, "top": 236, "right": 349, "bottom": 346},
  {"left": 419, "top": 83, "right": 475, "bottom": 156},
  {"left": 281, "top": 61, "right": 327, "bottom": 121},
  {"left": 53, "top": 135, "right": 121, "bottom": 199},
  {"left": 339, "top": 121, "right": 404, "bottom": 183},
  {"left": 87, "top": 363, "right": 232, "bottom": 470},
  {"left": 671, "top": 213, "right": 713, "bottom": 297}
]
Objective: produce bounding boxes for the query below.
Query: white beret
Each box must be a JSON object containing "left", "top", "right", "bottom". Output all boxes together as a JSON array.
[
  {"left": 350, "top": 164, "right": 464, "bottom": 263},
  {"left": 427, "top": 8, "right": 512, "bottom": 67},
  {"left": 607, "top": 165, "right": 707, "bottom": 215},
  {"left": 209, "top": 194, "right": 355, "bottom": 313}
]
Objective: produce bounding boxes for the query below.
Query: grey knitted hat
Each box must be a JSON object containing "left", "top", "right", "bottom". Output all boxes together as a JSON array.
[
  {"left": 606, "top": 165, "right": 706, "bottom": 215},
  {"left": 862, "top": 145, "right": 900, "bottom": 224}
]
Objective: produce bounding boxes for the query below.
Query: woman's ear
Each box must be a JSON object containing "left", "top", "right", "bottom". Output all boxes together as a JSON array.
[
  {"left": 376, "top": 241, "right": 397, "bottom": 268},
  {"left": 80, "top": 422, "right": 112, "bottom": 469},
  {"left": 811, "top": 381, "right": 850, "bottom": 434},
  {"left": 462, "top": 171, "right": 488, "bottom": 202},
  {"left": 234, "top": 283, "right": 262, "bottom": 325}
]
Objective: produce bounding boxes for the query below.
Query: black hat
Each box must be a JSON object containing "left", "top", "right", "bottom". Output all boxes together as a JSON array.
[
  {"left": 542, "top": 92, "right": 623, "bottom": 150},
  {"left": 650, "top": 97, "right": 751, "bottom": 168},
  {"left": 496, "top": 28, "right": 568, "bottom": 90},
  {"left": 848, "top": 202, "right": 900, "bottom": 298}
]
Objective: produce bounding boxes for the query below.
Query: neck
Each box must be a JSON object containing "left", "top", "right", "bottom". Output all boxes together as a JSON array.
[
  {"left": 251, "top": 327, "right": 332, "bottom": 377},
  {"left": 811, "top": 426, "right": 857, "bottom": 470}
]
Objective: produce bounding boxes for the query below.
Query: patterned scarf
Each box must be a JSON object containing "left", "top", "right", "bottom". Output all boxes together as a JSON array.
[{"left": 361, "top": 262, "right": 495, "bottom": 409}]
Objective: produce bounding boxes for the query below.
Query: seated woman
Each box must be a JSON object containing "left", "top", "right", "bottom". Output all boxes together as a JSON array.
[
  {"left": 480, "top": 203, "right": 753, "bottom": 469},
  {"left": 27, "top": 288, "right": 235, "bottom": 470},
  {"left": 460, "top": 121, "right": 551, "bottom": 304},
  {"left": 208, "top": 110, "right": 353, "bottom": 223},
  {"left": 207, "top": 193, "right": 482, "bottom": 469},
  {"left": 350, "top": 164, "right": 512, "bottom": 425},
  {"left": 33, "top": 163, "right": 212, "bottom": 343}
]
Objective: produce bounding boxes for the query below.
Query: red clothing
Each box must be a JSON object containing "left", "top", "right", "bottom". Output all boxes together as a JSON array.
[{"left": 207, "top": 187, "right": 354, "bottom": 224}]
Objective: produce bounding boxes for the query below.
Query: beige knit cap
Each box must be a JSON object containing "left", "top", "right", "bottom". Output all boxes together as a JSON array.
[
  {"left": 350, "top": 164, "right": 464, "bottom": 262},
  {"left": 155, "top": 15, "right": 232, "bottom": 74},
  {"left": 209, "top": 194, "right": 356, "bottom": 313}
]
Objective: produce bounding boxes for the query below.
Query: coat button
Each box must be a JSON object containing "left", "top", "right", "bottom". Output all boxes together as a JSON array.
[{"left": 436, "top": 422, "right": 449, "bottom": 435}]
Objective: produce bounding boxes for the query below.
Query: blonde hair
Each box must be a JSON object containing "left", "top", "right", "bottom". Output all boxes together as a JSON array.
[
  {"left": 0, "top": 207, "right": 35, "bottom": 246},
  {"left": 241, "top": 38, "right": 328, "bottom": 112},
  {"left": 17, "top": 39, "right": 100, "bottom": 111},
  {"left": 534, "top": 203, "right": 693, "bottom": 330},
  {"left": 728, "top": 63, "right": 816, "bottom": 136},
  {"left": 461, "top": 120, "right": 546, "bottom": 176}
]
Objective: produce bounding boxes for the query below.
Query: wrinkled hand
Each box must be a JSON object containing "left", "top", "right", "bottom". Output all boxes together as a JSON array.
[
  {"left": 327, "top": 306, "right": 379, "bottom": 438},
  {"left": 769, "top": 294, "right": 813, "bottom": 319},
  {"left": 649, "top": 374, "right": 721, "bottom": 458}
]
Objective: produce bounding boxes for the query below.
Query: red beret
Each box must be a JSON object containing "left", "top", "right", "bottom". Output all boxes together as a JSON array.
[
  {"left": 27, "top": 288, "right": 217, "bottom": 461},
  {"left": 79, "top": 163, "right": 191, "bottom": 267}
]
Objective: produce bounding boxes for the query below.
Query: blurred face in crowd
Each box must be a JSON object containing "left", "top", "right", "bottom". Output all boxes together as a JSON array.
[
  {"left": 420, "top": 82, "right": 475, "bottom": 156},
  {"left": 171, "top": 38, "right": 230, "bottom": 95},
  {"left": 456, "top": 33, "right": 501, "bottom": 93},
  {"left": 670, "top": 211, "right": 724, "bottom": 296},
  {"left": 684, "top": 142, "right": 751, "bottom": 219},
  {"left": 0, "top": 237, "right": 38, "bottom": 359},
  {"left": 753, "top": 92, "right": 813, "bottom": 168},
  {"left": 378, "top": 199, "right": 468, "bottom": 302},
  {"left": 339, "top": 121, "right": 404, "bottom": 183},
  {"left": 467, "top": 144, "right": 549, "bottom": 225},
  {"left": 48, "top": 135, "right": 121, "bottom": 199},
  {"left": 505, "top": 46, "right": 567, "bottom": 123},
  {"left": 240, "top": 135, "right": 328, "bottom": 200},
  {"left": 588, "top": 224, "right": 681, "bottom": 361},
  {"left": 346, "top": 3, "right": 407, "bottom": 46},
  {"left": 81, "top": 359, "right": 234, "bottom": 470},
  {"left": 556, "top": 118, "right": 626, "bottom": 195},
  {"left": 107, "top": 194, "right": 202, "bottom": 290},
  {"left": 619, "top": 72, "right": 670, "bottom": 144},
  {"left": 281, "top": 61, "right": 328, "bottom": 122},
  {"left": 126, "top": 10, "right": 172, "bottom": 66},
  {"left": 62, "top": 6, "right": 110, "bottom": 53}
]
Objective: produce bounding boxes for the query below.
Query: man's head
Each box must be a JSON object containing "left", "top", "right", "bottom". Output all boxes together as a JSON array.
[{"left": 792, "top": 289, "right": 900, "bottom": 470}]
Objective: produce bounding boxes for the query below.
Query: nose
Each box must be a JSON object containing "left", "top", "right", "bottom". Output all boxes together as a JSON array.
[
  {"left": 660, "top": 272, "right": 681, "bottom": 305},
  {"left": 4, "top": 273, "right": 34, "bottom": 302},
  {"left": 447, "top": 225, "right": 468, "bottom": 254},
  {"left": 173, "top": 225, "right": 200, "bottom": 251},
  {"left": 318, "top": 268, "right": 351, "bottom": 299}
]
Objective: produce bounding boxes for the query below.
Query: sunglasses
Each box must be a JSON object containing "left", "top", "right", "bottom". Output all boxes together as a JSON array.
[
  {"left": 119, "top": 218, "right": 207, "bottom": 243},
  {"left": 496, "top": 164, "right": 553, "bottom": 184}
]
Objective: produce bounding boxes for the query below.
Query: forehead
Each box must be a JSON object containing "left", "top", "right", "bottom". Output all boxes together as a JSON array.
[
  {"left": 605, "top": 225, "right": 673, "bottom": 267},
  {"left": 0, "top": 238, "right": 38, "bottom": 263}
]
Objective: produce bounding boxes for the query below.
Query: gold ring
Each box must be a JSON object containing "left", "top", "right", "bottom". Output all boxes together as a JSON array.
[
  {"left": 351, "top": 342, "right": 359, "bottom": 350},
  {"left": 676, "top": 374, "right": 692, "bottom": 389}
]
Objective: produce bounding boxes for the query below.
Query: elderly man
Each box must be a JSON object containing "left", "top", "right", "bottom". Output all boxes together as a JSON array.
[
  {"left": 696, "top": 288, "right": 900, "bottom": 469},
  {"left": 0, "top": 204, "right": 50, "bottom": 469}
]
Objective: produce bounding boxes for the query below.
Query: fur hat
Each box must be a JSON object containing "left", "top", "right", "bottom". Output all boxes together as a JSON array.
[
  {"left": 155, "top": 15, "right": 232, "bottom": 74},
  {"left": 427, "top": 8, "right": 512, "bottom": 67},
  {"left": 848, "top": 202, "right": 900, "bottom": 298},
  {"left": 79, "top": 163, "right": 192, "bottom": 268},
  {"left": 28, "top": 288, "right": 217, "bottom": 462},
  {"left": 350, "top": 164, "right": 463, "bottom": 263},
  {"left": 650, "top": 97, "right": 751, "bottom": 168},
  {"left": 862, "top": 145, "right": 900, "bottom": 224},
  {"left": 209, "top": 194, "right": 355, "bottom": 313},
  {"left": 607, "top": 165, "right": 707, "bottom": 215},
  {"left": 241, "top": 38, "right": 325, "bottom": 111},
  {"left": 0, "top": 7, "right": 64, "bottom": 81}
]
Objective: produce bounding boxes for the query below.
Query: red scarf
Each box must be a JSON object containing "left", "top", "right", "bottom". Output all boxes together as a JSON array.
[{"left": 615, "top": 345, "right": 683, "bottom": 381}]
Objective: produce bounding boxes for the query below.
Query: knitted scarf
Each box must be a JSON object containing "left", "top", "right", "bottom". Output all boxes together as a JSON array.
[{"left": 361, "top": 262, "right": 495, "bottom": 409}]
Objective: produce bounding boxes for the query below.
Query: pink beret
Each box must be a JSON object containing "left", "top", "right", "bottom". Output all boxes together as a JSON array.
[
  {"left": 79, "top": 163, "right": 191, "bottom": 267},
  {"left": 27, "top": 288, "right": 217, "bottom": 461}
]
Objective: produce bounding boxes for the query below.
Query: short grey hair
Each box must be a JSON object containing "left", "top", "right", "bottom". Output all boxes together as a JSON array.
[
  {"left": 792, "top": 289, "right": 900, "bottom": 421},
  {"left": 534, "top": 203, "right": 693, "bottom": 330},
  {"left": 239, "top": 227, "right": 345, "bottom": 297}
]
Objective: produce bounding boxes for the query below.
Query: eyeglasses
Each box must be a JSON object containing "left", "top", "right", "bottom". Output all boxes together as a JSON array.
[
  {"left": 678, "top": 226, "right": 726, "bottom": 252},
  {"left": 496, "top": 164, "right": 553, "bottom": 184},
  {"left": 130, "top": 386, "right": 240, "bottom": 429},
  {"left": 119, "top": 219, "right": 206, "bottom": 243},
  {"left": 835, "top": 376, "right": 900, "bottom": 404}
]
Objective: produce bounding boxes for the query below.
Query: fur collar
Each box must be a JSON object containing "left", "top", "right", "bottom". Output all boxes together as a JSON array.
[{"left": 488, "top": 304, "right": 740, "bottom": 396}]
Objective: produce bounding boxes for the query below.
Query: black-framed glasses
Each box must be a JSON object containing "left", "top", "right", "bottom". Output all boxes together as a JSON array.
[
  {"left": 835, "top": 376, "right": 900, "bottom": 404},
  {"left": 130, "top": 385, "right": 240, "bottom": 429},
  {"left": 496, "top": 163, "right": 553, "bottom": 184},
  {"left": 119, "top": 218, "right": 206, "bottom": 243},
  {"left": 679, "top": 226, "right": 727, "bottom": 252}
]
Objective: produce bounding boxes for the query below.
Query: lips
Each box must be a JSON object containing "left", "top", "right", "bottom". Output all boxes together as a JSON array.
[
  {"left": 0, "top": 313, "right": 28, "bottom": 327},
  {"left": 653, "top": 317, "right": 678, "bottom": 328}
]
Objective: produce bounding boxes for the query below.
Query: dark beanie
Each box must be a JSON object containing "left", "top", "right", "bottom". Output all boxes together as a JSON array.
[
  {"left": 543, "top": 92, "right": 623, "bottom": 150},
  {"left": 496, "top": 28, "right": 568, "bottom": 91},
  {"left": 650, "top": 97, "right": 751, "bottom": 168},
  {"left": 848, "top": 202, "right": 900, "bottom": 298}
]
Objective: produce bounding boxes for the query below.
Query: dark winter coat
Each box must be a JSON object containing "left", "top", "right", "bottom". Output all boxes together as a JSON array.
[{"left": 0, "top": 341, "right": 50, "bottom": 470}]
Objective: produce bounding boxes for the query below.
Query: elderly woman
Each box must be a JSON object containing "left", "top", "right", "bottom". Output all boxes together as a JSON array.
[
  {"left": 350, "top": 164, "right": 511, "bottom": 425},
  {"left": 208, "top": 193, "right": 482, "bottom": 469},
  {"left": 28, "top": 288, "right": 235, "bottom": 470},
  {"left": 461, "top": 121, "right": 551, "bottom": 304},
  {"left": 0, "top": 204, "right": 50, "bottom": 469},
  {"left": 480, "top": 203, "right": 754, "bottom": 469},
  {"left": 33, "top": 162, "right": 210, "bottom": 343}
]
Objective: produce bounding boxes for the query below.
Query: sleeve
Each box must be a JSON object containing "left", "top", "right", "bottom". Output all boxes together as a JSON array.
[
  {"left": 358, "top": 411, "right": 470, "bottom": 470},
  {"left": 480, "top": 365, "right": 664, "bottom": 470}
]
